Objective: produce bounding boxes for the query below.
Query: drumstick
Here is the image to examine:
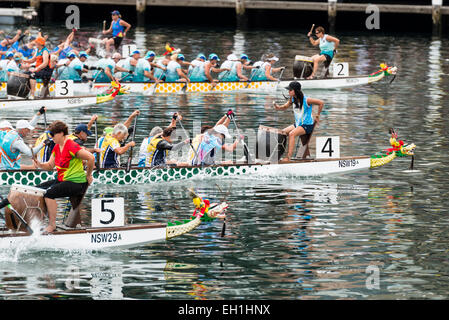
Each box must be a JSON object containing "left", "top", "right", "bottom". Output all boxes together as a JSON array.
[
  {"left": 102, "top": 20, "right": 106, "bottom": 33},
  {"left": 308, "top": 24, "right": 315, "bottom": 36}
]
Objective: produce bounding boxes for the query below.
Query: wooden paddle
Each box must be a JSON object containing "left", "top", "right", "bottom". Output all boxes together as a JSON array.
[
  {"left": 149, "top": 71, "right": 164, "bottom": 95},
  {"left": 6, "top": 204, "right": 34, "bottom": 235},
  {"left": 308, "top": 24, "right": 315, "bottom": 36},
  {"left": 126, "top": 114, "right": 138, "bottom": 173},
  {"left": 216, "top": 182, "right": 232, "bottom": 237}
]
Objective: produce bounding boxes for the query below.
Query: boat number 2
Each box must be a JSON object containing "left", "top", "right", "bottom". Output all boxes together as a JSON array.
[
  {"left": 55, "top": 80, "right": 74, "bottom": 97},
  {"left": 333, "top": 63, "right": 349, "bottom": 77},
  {"left": 91, "top": 197, "right": 125, "bottom": 228},
  {"left": 316, "top": 136, "right": 340, "bottom": 159}
]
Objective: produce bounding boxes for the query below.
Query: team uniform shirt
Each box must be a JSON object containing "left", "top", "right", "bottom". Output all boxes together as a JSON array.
[
  {"left": 100, "top": 134, "right": 121, "bottom": 168},
  {"left": 35, "top": 131, "right": 55, "bottom": 163},
  {"left": 138, "top": 136, "right": 152, "bottom": 167},
  {"left": 18, "top": 44, "right": 36, "bottom": 59},
  {"left": 0, "top": 130, "right": 44, "bottom": 170},
  {"left": 146, "top": 136, "right": 186, "bottom": 167},
  {"left": 218, "top": 61, "right": 239, "bottom": 81},
  {"left": 6, "top": 59, "right": 20, "bottom": 73},
  {"left": 59, "top": 57, "right": 84, "bottom": 81},
  {"left": 192, "top": 132, "right": 223, "bottom": 166},
  {"left": 153, "top": 59, "right": 167, "bottom": 80},
  {"left": 0, "top": 59, "right": 9, "bottom": 82},
  {"left": 293, "top": 96, "right": 314, "bottom": 127},
  {"left": 165, "top": 60, "right": 182, "bottom": 82},
  {"left": 251, "top": 62, "right": 271, "bottom": 81},
  {"left": 189, "top": 60, "right": 207, "bottom": 82},
  {"left": 52, "top": 138, "right": 86, "bottom": 183},
  {"left": 112, "top": 19, "right": 125, "bottom": 38},
  {"left": 93, "top": 58, "right": 116, "bottom": 83},
  {"left": 319, "top": 35, "right": 335, "bottom": 58}
]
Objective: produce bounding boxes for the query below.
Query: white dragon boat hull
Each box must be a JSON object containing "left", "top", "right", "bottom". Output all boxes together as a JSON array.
[{"left": 0, "top": 156, "right": 373, "bottom": 186}]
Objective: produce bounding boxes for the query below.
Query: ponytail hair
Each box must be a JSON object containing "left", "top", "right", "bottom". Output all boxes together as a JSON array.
[{"left": 293, "top": 89, "right": 304, "bottom": 110}]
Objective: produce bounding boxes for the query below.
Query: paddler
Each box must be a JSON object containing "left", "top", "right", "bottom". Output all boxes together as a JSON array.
[
  {"left": 99, "top": 110, "right": 140, "bottom": 168},
  {"left": 145, "top": 127, "right": 190, "bottom": 167},
  {"left": 138, "top": 112, "right": 180, "bottom": 167},
  {"left": 102, "top": 10, "right": 131, "bottom": 53},
  {"left": 190, "top": 53, "right": 229, "bottom": 88},
  {"left": 165, "top": 53, "right": 189, "bottom": 83},
  {"left": 152, "top": 54, "right": 170, "bottom": 81},
  {"left": 22, "top": 36, "right": 56, "bottom": 98},
  {"left": 141, "top": 50, "right": 164, "bottom": 82},
  {"left": 273, "top": 81, "right": 324, "bottom": 161},
  {"left": 0, "top": 30, "right": 22, "bottom": 59},
  {"left": 92, "top": 52, "right": 131, "bottom": 83},
  {"left": 306, "top": 26, "right": 339, "bottom": 79},
  {"left": 57, "top": 51, "right": 89, "bottom": 81},
  {"left": 218, "top": 53, "right": 248, "bottom": 82},
  {"left": 191, "top": 110, "right": 241, "bottom": 166},
  {"left": 250, "top": 53, "right": 284, "bottom": 81},
  {"left": 0, "top": 108, "right": 47, "bottom": 170},
  {"left": 32, "top": 120, "right": 94, "bottom": 233}
]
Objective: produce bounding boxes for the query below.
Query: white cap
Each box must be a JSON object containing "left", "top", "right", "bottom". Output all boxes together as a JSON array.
[
  {"left": 112, "top": 52, "right": 122, "bottom": 59},
  {"left": 227, "top": 54, "right": 238, "bottom": 61},
  {"left": 16, "top": 119, "right": 34, "bottom": 130},
  {"left": 214, "top": 124, "right": 231, "bottom": 139},
  {"left": 267, "top": 56, "right": 279, "bottom": 62},
  {"left": 0, "top": 120, "right": 13, "bottom": 129}
]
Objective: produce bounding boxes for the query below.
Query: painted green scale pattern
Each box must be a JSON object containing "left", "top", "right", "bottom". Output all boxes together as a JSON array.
[{"left": 0, "top": 165, "right": 258, "bottom": 186}]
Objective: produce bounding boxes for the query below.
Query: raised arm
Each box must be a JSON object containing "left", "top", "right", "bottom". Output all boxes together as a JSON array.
[{"left": 123, "top": 109, "right": 140, "bottom": 128}]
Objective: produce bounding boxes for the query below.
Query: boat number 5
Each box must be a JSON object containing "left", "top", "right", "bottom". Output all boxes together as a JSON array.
[
  {"left": 316, "top": 136, "right": 340, "bottom": 159},
  {"left": 55, "top": 80, "right": 74, "bottom": 97},
  {"left": 333, "top": 63, "right": 349, "bottom": 77},
  {"left": 91, "top": 198, "right": 125, "bottom": 228}
]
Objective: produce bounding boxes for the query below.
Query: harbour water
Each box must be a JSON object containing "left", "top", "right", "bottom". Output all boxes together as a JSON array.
[{"left": 0, "top": 23, "right": 448, "bottom": 300}]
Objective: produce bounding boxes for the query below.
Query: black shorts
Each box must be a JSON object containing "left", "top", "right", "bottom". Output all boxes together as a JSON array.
[
  {"left": 322, "top": 54, "right": 333, "bottom": 67},
  {"left": 294, "top": 124, "right": 315, "bottom": 135},
  {"left": 28, "top": 66, "right": 53, "bottom": 84},
  {"left": 36, "top": 179, "right": 87, "bottom": 200},
  {"left": 113, "top": 36, "right": 123, "bottom": 49}
]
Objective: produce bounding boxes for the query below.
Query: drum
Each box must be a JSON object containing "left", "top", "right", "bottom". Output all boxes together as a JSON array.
[
  {"left": 293, "top": 55, "right": 314, "bottom": 79},
  {"left": 4, "top": 184, "right": 47, "bottom": 232},
  {"left": 256, "top": 125, "right": 287, "bottom": 162},
  {"left": 7, "top": 72, "right": 30, "bottom": 98}
]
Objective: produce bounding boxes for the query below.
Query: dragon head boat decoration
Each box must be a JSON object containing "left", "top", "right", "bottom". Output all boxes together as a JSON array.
[
  {"left": 369, "top": 63, "right": 398, "bottom": 83},
  {"left": 370, "top": 128, "right": 416, "bottom": 168},
  {"left": 95, "top": 80, "right": 129, "bottom": 103}
]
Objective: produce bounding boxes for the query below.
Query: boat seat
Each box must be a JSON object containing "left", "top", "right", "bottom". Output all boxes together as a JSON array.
[{"left": 293, "top": 123, "right": 315, "bottom": 159}]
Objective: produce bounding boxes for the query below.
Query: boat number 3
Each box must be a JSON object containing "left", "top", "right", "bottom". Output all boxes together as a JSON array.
[
  {"left": 55, "top": 80, "right": 74, "bottom": 97},
  {"left": 333, "top": 63, "right": 349, "bottom": 77},
  {"left": 316, "top": 136, "right": 340, "bottom": 159},
  {"left": 91, "top": 197, "right": 125, "bottom": 228}
]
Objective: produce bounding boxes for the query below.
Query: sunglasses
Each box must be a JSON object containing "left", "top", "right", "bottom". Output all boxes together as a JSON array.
[{"left": 315, "top": 31, "right": 322, "bottom": 34}]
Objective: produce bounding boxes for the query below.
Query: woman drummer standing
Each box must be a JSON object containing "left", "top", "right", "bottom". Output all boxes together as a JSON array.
[
  {"left": 307, "top": 26, "right": 339, "bottom": 79},
  {"left": 33, "top": 121, "right": 94, "bottom": 233},
  {"left": 103, "top": 10, "right": 131, "bottom": 53},
  {"left": 273, "top": 81, "right": 324, "bottom": 162}
]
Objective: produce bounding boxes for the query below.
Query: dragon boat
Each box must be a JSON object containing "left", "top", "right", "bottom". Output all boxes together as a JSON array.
[
  {"left": 0, "top": 130, "right": 415, "bottom": 186},
  {"left": 0, "top": 80, "right": 126, "bottom": 111},
  {"left": 0, "top": 63, "right": 396, "bottom": 96},
  {"left": 0, "top": 187, "right": 227, "bottom": 251}
]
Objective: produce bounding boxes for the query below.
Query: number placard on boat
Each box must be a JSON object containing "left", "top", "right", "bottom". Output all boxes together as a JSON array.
[
  {"left": 316, "top": 136, "right": 340, "bottom": 159},
  {"left": 122, "top": 44, "right": 137, "bottom": 58},
  {"left": 91, "top": 198, "right": 124, "bottom": 228},
  {"left": 333, "top": 63, "right": 349, "bottom": 77},
  {"left": 55, "top": 80, "right": 74, "bottom": 97}
]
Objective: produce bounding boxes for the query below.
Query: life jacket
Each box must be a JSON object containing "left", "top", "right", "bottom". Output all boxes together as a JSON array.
[
  {"left": 36, "top": 47, "right": 50, "bottom": 69},
  {"left": 146, "top": 136, "right": 167, "bottom": 167},
  {"left": 34, "top": 131, "right": 55, "bottom": 163},
  {"left": 100, "top": 134, "right": 121, "bottom": 168},
  {"left": 0, "top": 130, "right": 21, "bottom": 170}
]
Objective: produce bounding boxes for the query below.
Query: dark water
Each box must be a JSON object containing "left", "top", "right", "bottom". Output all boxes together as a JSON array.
[{"left": 0, "top": 24, "right": 449, "bottom": 300}]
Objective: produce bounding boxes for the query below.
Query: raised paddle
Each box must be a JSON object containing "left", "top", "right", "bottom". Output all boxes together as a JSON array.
[
  {"left": 126, "top": 113, "right": 138, "bottom": 173},
  {"left": 228, "top": 110, "right": 251, "bottom": 164}
]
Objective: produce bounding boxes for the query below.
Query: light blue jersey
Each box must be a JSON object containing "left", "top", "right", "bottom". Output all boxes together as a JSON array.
[
  {"left": 293, "top": 96, "right": 313, "bottom": 127},
  {"left": 93, "top": 58, "right": 116, "bottom": 82},
  {"left": 59, "top": 57, "right": 84, "bottom": 81},
  {"left": 218, "top": 61, "right": 239, "bottom": 81},
  {"left": 319, "top": 35, "right": 335, "bottom": 58},
  {"left": 165, "top": 60, "right": 181, "bottom": 82},
  {"left": 189, "top": 61, "right": 207, "bottom": 82}
]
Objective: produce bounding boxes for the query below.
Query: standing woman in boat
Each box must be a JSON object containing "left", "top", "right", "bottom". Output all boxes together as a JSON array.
[
  {"left": 273, "top": 81, "right": 324, "bottom": 162},
  {"left": 307, "top": 26, "right": 339, "bottom": 79},
  {"left": 102, "top": 10, "right": 131, "bottom": 53},
  {"left": 23, "top": 36, "right": 55, "bottom": 99},
  {"left": 32, "top": 120, "right": 94, "bottom": 233}
]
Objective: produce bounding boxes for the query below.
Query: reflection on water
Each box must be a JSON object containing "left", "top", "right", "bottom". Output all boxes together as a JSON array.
[{"left": 1, "top": 25, "right": 449, "bottom": 300}]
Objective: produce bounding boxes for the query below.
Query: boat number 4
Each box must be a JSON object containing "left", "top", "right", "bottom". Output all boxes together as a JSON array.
[
  {"left": 316, "top": 136, "right": 340, "bottom": 159},
  {"left": 333, "top": 63, "right": 349, "bottom": 77},
  {"left": 55, "top": 80, "right": 74, "bottom": 97},
  {"left": 91, "top": 198, "right": 125, "bottom": 228}
]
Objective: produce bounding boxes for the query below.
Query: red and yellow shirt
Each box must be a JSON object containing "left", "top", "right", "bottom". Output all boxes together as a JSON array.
[{"left": 52, "top": 138, "right": 86, "bottom": 183}]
